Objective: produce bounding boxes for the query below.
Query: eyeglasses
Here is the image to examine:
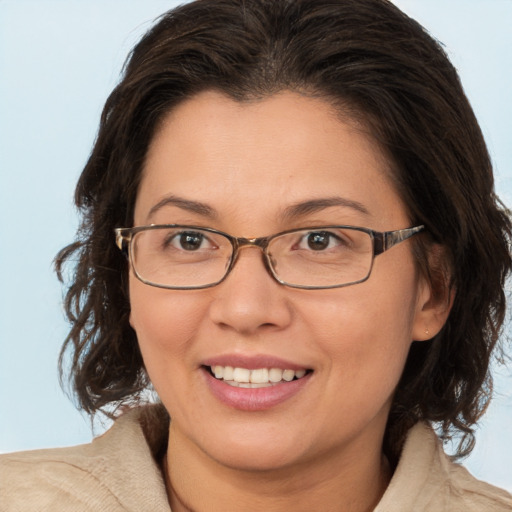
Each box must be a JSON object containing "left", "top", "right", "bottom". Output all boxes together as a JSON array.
[{"left": 115, "top": 224, "right": 424, "bottom": 290}]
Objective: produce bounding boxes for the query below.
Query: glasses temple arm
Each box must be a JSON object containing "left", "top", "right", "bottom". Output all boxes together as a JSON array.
[
  {"left": 373, "top": 225, "right": 425, "bottom": 256},
  {"left": 115, "top": 229, "right": 131, "bottom": 256}
]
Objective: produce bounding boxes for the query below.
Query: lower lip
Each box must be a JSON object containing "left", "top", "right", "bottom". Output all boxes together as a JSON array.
[{"left": 203, "top": 369, "right": 312, "bottom": 411}]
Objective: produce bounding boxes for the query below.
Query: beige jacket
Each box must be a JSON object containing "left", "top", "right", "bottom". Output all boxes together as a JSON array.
[{"left": 1, "top": 407, "right": 511, "bottom": 511}]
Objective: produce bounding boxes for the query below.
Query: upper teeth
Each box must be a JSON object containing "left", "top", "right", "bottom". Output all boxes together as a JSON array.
[{"left": 211, "top": 366, "right": 307, "bottom": 387}]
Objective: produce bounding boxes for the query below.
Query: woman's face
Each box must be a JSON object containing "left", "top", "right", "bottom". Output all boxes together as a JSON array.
[{"left": 130, "top": 90, "right": 434, "bottom": 472}]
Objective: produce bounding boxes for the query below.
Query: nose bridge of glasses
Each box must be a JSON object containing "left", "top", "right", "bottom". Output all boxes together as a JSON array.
[
  {"left": 235, "top": 236, "right": 269, "bottom": 250},
  {"left": 230, "top": 236, "right": 274, "bottom": 273}
]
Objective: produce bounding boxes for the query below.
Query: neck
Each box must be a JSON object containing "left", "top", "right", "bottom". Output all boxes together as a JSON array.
[{"left": 163, "top": 424, "right": 392, "bottom": 512}]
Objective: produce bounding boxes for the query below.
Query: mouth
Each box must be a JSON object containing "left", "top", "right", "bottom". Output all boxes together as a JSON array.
[{"left": 204, "top": 365, "right": 312, "bottom": 388}]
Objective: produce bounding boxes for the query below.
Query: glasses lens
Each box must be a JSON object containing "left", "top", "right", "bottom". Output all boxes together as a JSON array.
[
  {"left": 131, "top": 227, "right": 233, "bottom": 288},
  {"left": 268, "top": 227, "right": 373, "bottom": 287}
]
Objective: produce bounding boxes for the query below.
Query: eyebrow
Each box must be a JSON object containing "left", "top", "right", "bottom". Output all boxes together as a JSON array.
[
  {"left": 147, "top": 194, "right": 369, "bottom": 222},
  {"left": 282, "top": 197, "right": 370, "bottom": 220},
  {"left": 148, "top": 195, "right": 217, "bottom": 220}
]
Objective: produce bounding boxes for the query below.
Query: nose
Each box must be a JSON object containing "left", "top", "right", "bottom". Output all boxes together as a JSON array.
[{"left": 208, "top": 246, "right": 293, "bottom": 335}]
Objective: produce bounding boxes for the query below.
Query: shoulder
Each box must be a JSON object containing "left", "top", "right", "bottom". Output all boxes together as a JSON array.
[
  {"left": 443, "top": 461, "right": 512, "bottom": 512},
  {"left": 0, "top": 422, "right": 133, "bottom": 512},
  {"left": 376, "top": 423, "right": 512, "bottom": 512},
  {"left": 0, "top": 406, "right": 170, "bottom": 512},
  {"left": 0, "top": 443, "right": 121, "bottom": 512}
]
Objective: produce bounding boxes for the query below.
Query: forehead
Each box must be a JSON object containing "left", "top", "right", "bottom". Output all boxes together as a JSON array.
[{"left": 135, "top": 90, "right": 408, "bottom": 231}]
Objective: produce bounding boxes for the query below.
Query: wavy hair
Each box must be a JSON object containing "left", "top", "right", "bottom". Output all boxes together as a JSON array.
[{"left": 56, "top": 0, "right": 511, "bottom": 462}]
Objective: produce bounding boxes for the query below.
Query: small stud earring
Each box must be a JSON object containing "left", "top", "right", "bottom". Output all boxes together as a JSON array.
[{"left": 425, "top": 327, "right": 430, "bottom": 337}]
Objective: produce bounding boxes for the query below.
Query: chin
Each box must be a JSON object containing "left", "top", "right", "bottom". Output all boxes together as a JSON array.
[
  {"left": 197, "top": 426, "right": 312, "bottom": 473},
  {"left": 209, "top": 446, "right": 302, "bottom": 473}
]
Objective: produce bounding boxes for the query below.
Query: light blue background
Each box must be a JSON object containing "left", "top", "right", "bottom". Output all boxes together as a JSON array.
[{"left": 1, "top": 0, "right": 511, "bottom": 492}]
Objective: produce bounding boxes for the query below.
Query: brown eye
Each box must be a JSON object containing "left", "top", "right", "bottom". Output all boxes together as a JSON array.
[
  {"left": 179, "top": 232, "right": 205, "bottom": 251},
  {"left": 162, "top": 231, "right": 209, "bottom": 251},
  {"left": 306, "top": 232, "right": 331, "bottom": 251}
]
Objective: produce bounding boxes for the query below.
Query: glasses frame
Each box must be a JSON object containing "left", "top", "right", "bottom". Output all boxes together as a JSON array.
[{"left": 115, "top": 224, "right": 425, "bottom": 290}]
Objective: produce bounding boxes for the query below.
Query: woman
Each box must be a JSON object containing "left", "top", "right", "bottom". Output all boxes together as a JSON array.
[{"left": 1, "top": 0, "right": 511, "bottom": 510}]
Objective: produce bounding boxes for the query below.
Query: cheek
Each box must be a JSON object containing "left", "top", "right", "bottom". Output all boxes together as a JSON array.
[
  {"left": 129, "top": 279, "right": 206, "bottom": 372},
  {"left": 301, "top": 269, "right": 420, "bottom": 397}
]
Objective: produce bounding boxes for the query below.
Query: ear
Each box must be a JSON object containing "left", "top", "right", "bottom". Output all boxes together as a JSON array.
[{"left": 411, "top": 245, "right": 454, "bottom": 341}]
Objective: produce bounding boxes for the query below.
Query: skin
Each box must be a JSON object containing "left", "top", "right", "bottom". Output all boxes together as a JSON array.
[{"left": 129, "top": 90, "right": 450, "bottom": 512}]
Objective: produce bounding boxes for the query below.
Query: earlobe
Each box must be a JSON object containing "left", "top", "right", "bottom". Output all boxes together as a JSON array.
[
  {"left": 411, "top": 241, "right": 455, "bottom": 341},
  {"left": 412, "top": 273, "right": 455, "bottom": 342}
]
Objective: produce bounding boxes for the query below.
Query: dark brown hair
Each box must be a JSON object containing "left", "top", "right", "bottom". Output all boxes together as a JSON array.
[{"left": 56, "top": 0, "right": 511, "bottom": 461}]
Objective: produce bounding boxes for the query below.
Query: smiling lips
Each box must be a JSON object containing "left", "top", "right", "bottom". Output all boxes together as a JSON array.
[
  {"left": 210, "top": 365, "right": 308, "bottom": 388},
  {"left": 202, "top": 356, "right": 313, "bottom": 410}
]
